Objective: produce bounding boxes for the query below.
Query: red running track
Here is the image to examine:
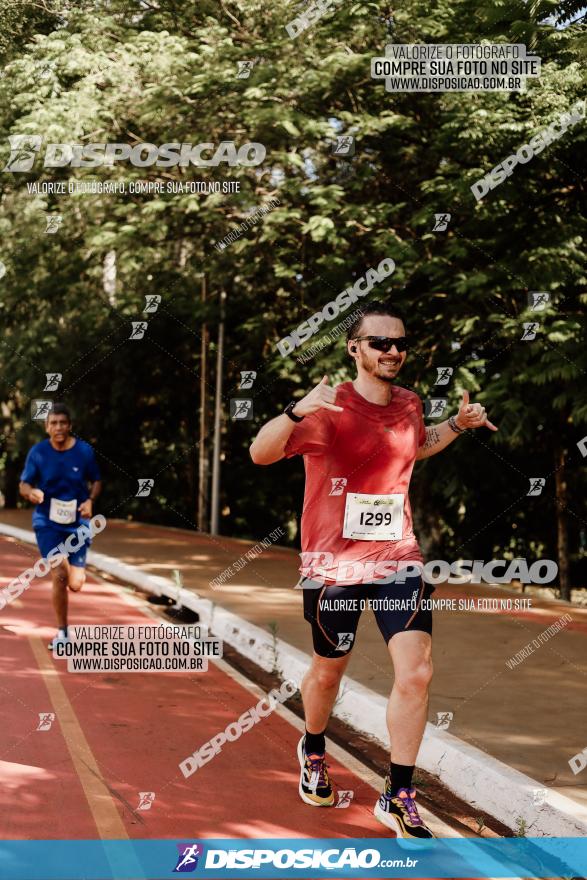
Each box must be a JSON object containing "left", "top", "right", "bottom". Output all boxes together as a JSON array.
[{"left": 0, "top": 536, "right": 391, "bottom": 842}]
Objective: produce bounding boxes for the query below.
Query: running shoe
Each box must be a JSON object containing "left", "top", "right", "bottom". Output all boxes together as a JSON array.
[
  {"left": 374, "top": 782, "right": 435, "bottom": 838},
  {"left": 297, "top": 735, "right": 335, "bottom": 807},
  {"left": 48, "top": 629, "right": 69, "bottom": 651}
]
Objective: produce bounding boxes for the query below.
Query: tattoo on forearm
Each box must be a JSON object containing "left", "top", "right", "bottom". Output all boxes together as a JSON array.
[{"left": 423, "top": 427, "right": 441, "bottom": 449}]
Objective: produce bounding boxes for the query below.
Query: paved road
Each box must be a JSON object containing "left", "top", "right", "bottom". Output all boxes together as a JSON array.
[
  {"left": 1, "top": 535, "right": 466, "bottom": 847},
  {"left": 2, "top": 508, "right": 587, "bottom": 815}
]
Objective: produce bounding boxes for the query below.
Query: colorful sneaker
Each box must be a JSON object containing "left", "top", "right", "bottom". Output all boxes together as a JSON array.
[
  {"left": 297, "top": 736, "right": 335, "bottom": 807},
  {"left": 374, "top": 782, "right": 435, "bottom": 838}
]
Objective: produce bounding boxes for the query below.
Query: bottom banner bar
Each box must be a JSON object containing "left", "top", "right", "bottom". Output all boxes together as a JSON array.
[{"left": 0, "top": 837, "right": 585, "bottom": 879}]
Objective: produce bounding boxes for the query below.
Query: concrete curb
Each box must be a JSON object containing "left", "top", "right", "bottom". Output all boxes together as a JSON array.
[{"left": 2, "top": 522, "right": 587, "bottom": 837}]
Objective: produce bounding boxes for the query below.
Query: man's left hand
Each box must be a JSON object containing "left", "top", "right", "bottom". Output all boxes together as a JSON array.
[
  {"left": 78, "top": 499, "right": 93, "bottom": 518},
  {"left": 455, "top": 390, "right": 498, "bottom": 431}
]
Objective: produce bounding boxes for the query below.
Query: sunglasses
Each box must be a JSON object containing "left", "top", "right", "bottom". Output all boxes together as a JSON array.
[{"left": 351, "top": 335, "right": 409, "bottom": 353}]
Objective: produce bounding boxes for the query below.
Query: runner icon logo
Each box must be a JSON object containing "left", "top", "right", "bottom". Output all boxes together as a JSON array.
[
  {"left": 424, "top": 398, "right": 448, "bottom": 418},
  {"left": 528, "top": 292, "right": 550, "bottom": 311},
  {"left": 31, "top": 400, "right": 53, "bottom": 420},
  {"left": 144, "top": 294, "right": 161, "bottom": 313},
  {"left": 532, "top": 788, "right": 548, "bottom": 806},
  {"left": 335, "top": 790, "right": 354, "bottom": 808},
  {"left": 239, "top": 371, "right": 257, "bottom": 389},
  {"left": 230, "top": 399, "right": 253, "bottom": 420},
  {"left": 527, "top": 478, "right": 545, "bottom": 496},
  {"left": 173, "top": 843, "right": 204, "bottom": 872},
  {"left": 434, "top": 367, "right": 453, "bottom": 386},
  {"left": 45, "top": 214, "right": 63, "bottom": 234},
  {"left": 37, "top": 712, "right": 55, "bottom": 731},
  {"left": 336, "top": 632, "right": 354, "bottom": 651},
  {"left": 44, "top": 373, "right": 62, "bottom": 391},
  {"left": 332, "top": 136, "right": 355, "bottom": 157},
  {"left": 136, "top": 478, "right": 155, "bottom": 497},
  {"left": 237, "top": 61, "right": 254, "bottom": 79},
  {"left": 521, "top": 322, "right": 539, "bottom": 341},
  {"left": 436, "top": 711, "right": 453, "bottom": 730},
  {"left": 432, "top": 213, "right": 451, "bottom": 231},
  {"left": 129, "top": 321, "right": 148, "bottom": 340},
  {"left": 137, "top": 791, "right": 155, "bottom": 811},
  {"left": 329, "top": 477, "right": 347, "bottom": 496}
]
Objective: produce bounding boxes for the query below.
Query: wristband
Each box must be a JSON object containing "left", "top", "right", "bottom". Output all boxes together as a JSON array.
[
  {"left": 284, "top": 401, "right": 304, "bottom": 422},
  {"left": 448, "top": 415, "right": 465, "bottom": 434}
]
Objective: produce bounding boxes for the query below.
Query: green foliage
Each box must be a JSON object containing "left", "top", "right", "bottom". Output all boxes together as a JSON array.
[{"left": 0, "top": 0, "right": 585, "bottom": 587}]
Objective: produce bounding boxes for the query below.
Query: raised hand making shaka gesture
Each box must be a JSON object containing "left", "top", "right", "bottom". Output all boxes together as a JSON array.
[
  {"left": 291, "top": 376, "right": 344, "bottom": 418},
  {"left": 454, "top": 390, "right": 498, "bottom": 431}
]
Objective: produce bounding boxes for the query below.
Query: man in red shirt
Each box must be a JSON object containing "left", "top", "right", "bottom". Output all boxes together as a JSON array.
[{"left": 249, "top": 301, "right": 497, "bottom": 838}]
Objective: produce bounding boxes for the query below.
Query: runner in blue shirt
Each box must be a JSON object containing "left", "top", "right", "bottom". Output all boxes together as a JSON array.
[{"left": 19, "top": 403, "right": 102, "bottom": 649}]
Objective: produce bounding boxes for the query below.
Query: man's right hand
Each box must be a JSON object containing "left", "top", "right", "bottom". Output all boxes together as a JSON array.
[
  {"left": 292, "top": 376, "right": 344, "bottom": 418},
  {"left": 28, "top": 489, "right": 44, "bottom": 504}
]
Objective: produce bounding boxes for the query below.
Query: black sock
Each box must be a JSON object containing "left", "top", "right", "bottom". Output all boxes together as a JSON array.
[
  {"left": 387, "top": 762, "right": 414, "bottom": 795},
  {"left": 304, "top": 729, "right": 326, "bottom": 755}
]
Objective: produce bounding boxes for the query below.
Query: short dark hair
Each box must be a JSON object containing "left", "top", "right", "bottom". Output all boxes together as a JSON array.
[
  {"left": 48, "top": 402, "right": 71, "bottom": 421},
  {"left": 346, "top": 301, "right": 406, "bottom": 342}
]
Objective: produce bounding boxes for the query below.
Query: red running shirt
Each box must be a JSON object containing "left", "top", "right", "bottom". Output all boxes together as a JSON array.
[{"left": 284, "top": 381, "right": 426, "bottom": 585}]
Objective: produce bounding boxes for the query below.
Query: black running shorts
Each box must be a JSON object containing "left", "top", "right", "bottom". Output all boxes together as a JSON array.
[{"left": 302, "top": 575, "right": 435, "bottom": 658}]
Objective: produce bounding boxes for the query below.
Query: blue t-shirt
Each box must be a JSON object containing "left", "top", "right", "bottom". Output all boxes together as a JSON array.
[{"left": 20, "top": 438, "right": 101, "bottom": 530}]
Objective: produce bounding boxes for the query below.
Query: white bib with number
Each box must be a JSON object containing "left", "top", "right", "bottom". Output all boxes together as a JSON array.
[
  {"left": 342, "top": 493, "right": 404, "bottom": 541},
  {"left": 49, "top": 497, "right": 77, "bottom": 525}
]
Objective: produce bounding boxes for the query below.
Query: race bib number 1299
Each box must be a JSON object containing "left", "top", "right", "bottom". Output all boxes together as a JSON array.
[{"left": 342, "top": 493, "right": 404, "bottom": 541}]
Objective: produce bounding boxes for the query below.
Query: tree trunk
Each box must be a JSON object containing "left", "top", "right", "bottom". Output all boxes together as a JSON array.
[
  {"left": 554, "top": 443, "right": 570, "bottom": 601},
  {"left": 3, "top": 456, "right": 19, "bottom": 508}
]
